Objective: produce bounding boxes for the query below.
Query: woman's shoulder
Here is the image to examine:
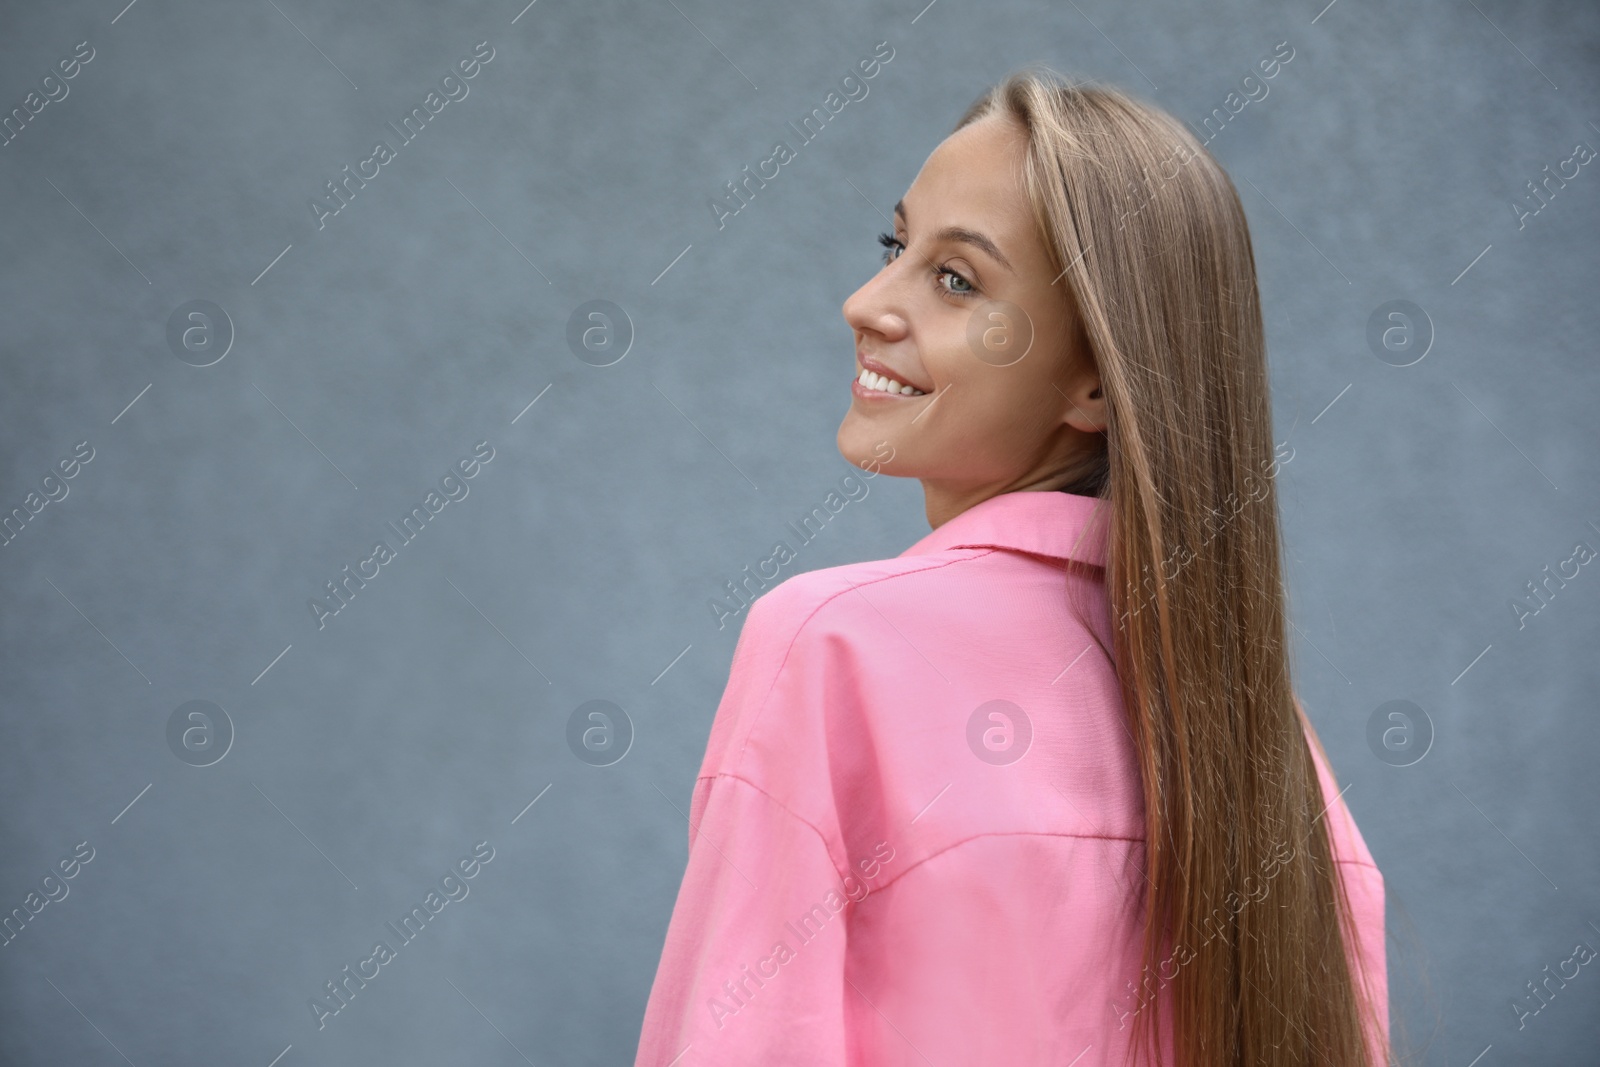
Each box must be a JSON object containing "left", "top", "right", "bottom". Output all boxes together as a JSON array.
[
  {"left": 705, "top": 550, "right": 998, "bottom": 789},
  {"left": 742, "top": 547, "right": 998, "bottom": 643}
]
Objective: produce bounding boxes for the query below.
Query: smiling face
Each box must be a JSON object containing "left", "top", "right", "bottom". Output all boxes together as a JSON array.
[{"left": 837, "top": 114, "right": 1107, "bottom": 529}]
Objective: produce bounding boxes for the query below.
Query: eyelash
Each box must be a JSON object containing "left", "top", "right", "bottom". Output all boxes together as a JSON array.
[{"left": 876, "top": 231, "right": 978, "bottom": 299}]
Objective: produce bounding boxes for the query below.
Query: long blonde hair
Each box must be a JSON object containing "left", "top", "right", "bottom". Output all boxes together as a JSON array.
[{"left": 955, "top": 69, "right": 1390, "bottom": 1066}]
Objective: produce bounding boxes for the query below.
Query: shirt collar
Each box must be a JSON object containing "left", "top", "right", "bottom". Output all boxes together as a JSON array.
[{"left": 898, "top": 490, "right": 1110, "bottom": 568}]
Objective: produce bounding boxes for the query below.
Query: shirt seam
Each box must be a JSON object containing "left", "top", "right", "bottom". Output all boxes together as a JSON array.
[
  {"left": 695, "top": 771, "right": 851, "bottom": 884},
  {"left": 728, "top": 549, "right": 1001, "bottom": 774},
  {"left": 693, "top": 775, "right": 1383, "bottom": 896},
  {"left": 832, "top": 825, "right": 1384, "bottom": 897}
]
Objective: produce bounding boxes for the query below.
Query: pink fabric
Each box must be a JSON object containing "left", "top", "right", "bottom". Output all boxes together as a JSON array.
[{"left": 634, "top": 489, "right": 1387, "bottom": 1066}]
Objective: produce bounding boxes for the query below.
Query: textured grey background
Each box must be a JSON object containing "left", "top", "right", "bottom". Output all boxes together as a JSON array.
[{"left": 1, "top": 0, "right": 1596, "bottom": 1064}]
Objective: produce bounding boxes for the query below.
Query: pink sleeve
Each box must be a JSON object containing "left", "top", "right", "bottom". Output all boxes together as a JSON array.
[
  {"left": 1297, "top": 698, "right": 1390, "bottom": 1065},
  {"left": 632, "top": 775, "right": 852, "bottom": 1065},
  {"left": 634, "top": 591, "right": 853, "bottom": 1066},
  {"left": 1342, "top": 857, "right": 1389, "bottom": 1067}
]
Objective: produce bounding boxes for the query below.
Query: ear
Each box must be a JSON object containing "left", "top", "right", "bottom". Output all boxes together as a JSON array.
[
  {"left": 1055, "top": 313, "right": 1105, "bottom": 433},
  {"left": 1057, "top": 362, "right": 1107, "bottom": 434}
]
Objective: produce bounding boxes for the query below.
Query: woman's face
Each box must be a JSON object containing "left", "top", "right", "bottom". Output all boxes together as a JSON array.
[{"left": 837, "top": 114, "right": 1105, "bottom": 525}]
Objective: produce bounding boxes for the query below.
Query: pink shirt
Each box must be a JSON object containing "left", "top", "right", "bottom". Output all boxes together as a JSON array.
[{"left": 635, "top": 489, "right": 1387, "bottom": 1066}]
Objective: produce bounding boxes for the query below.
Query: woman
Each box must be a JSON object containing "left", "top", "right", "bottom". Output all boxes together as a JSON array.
[{"left": 634, "top": 68, "right": 1390, "bottom": 1066}]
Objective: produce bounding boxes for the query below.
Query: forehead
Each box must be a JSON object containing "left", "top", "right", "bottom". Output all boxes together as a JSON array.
[{"left": 901, "top": 116, "right": 1039, "bottom": 257}]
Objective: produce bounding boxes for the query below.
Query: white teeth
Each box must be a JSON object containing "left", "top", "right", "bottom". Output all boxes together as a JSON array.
[{"left": 857, "top": 368, "right": 925, "bottom": 396}]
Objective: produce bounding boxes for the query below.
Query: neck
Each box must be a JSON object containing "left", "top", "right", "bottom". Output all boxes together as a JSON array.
[
  {"left": 919, "top": 444, "right": 1108, "bottom": 530},
  {"left": 919, "top": 471, "right": 1067, "bottom": 531}
]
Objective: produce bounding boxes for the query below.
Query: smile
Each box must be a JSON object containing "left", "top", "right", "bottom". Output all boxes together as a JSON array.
[{"left": 853, "top": 361, "right": 928, "bottom": 398}]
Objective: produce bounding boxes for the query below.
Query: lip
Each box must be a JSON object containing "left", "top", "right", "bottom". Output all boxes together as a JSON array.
[{"left": 854, "top": 353, "right": 931, "bottom": 399}]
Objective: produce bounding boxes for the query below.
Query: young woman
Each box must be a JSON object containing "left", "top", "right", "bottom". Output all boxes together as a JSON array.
[{"left": 634, "top": 68, "right": 1390, "bottom": 1067}]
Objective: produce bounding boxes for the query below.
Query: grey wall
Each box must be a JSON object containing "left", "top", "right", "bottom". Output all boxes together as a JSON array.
[{"left": 1, "top": 0, "right": 1595, "bottom": 1063}]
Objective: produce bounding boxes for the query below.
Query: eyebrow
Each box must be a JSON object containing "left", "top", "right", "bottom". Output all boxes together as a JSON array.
[{"left": 893, "top": 198, "right": 1014, "bottom": 273}]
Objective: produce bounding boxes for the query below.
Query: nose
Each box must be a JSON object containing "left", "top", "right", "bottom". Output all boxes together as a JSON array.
[{"left": 842, "top": 264, "right": 909, "bottom": 343}]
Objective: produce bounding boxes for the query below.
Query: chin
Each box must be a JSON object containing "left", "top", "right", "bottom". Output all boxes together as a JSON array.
[
  {"left": 835, "top": 424, "right": 863, "bottom": 468},
  {"left": 835, "top": 421, "right": 871, "bottom": 468},
  {"left": 837, "top": 423, "right": 904, "bottom": 478}
]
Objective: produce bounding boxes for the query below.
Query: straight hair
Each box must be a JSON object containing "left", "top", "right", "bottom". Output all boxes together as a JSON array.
[{"left": 955, "top": 69, "right": 1390, "bottom": 1066}]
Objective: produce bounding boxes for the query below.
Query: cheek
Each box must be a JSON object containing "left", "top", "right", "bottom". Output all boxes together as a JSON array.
[
  {"left": 962, "top": 366, "right": 1056, "bottom": 438},
  {"left": 969, "top": 371, "right": 1072, "bottom": 470},
  {"left": 922, "top": 369, "right": 1048, "bottom": 465}
]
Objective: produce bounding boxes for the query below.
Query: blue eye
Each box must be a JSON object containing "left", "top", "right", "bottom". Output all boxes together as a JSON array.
[
  {"left": 875, "top": 232, "right": 978, "bottom": 299},
  {"left": 940, "top": 270, "right": 974, "bottom": 295}
]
